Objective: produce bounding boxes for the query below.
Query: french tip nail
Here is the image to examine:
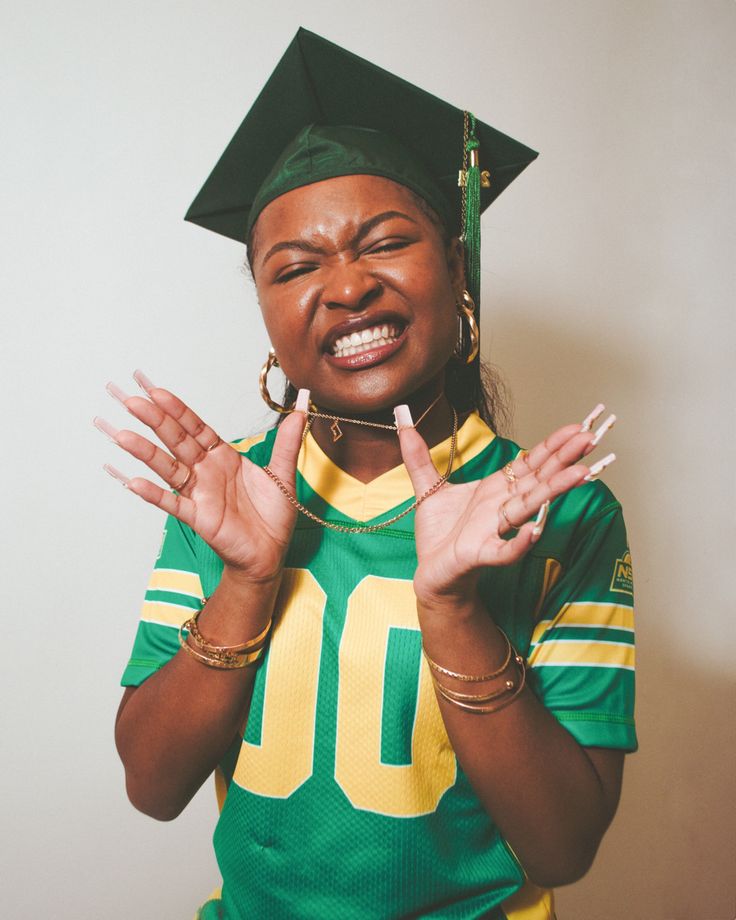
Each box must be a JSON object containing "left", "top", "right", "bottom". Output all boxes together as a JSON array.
[
  {"left": 531, "top": 500, "right": 550, "bottom": 538},
  {"left": 393, "top": 404, "right": 414, "bottom": 430},
  {"left": 295, "top": 388, "right": 310, "bottom": 413},
  {"left": 584, "top": 452, "right": 616, "bottom": 481},
  {"left": 580, "top": 403, "right": 605, "bottom": 432},
  {"left": 103, "top": 463, "right": 131, "bottom": 488},
  {"left": 133, "top": 369, "right": 155, "bottom": 393},
  {"left": 106, "top": 381, "right": 131, "bottom": 405},
  {"left": 591, "top": 413, "right": 617, "bottom": 446},
  {"left": 93, "top": 416, "right": 119, "bottom": 443}
]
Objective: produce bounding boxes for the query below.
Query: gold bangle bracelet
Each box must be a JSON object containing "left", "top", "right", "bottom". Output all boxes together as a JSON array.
[
  {"left": 430, "top": 655, "right": 524, "bottom": 704},
  {"left": 178, "top": 631, "right": 266, "bottom": 669},
  {"left": 184, "top": 604, "right": 272, "bottom": 655},
  {"left": 434, "top": 660, "right": 527, "bottom": 714},
  {"left": 423, "top": 627, "right": 513, "bottom": 682}
]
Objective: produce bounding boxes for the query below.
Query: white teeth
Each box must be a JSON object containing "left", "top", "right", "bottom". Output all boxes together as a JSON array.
[{"left": 330, "top": 322, "right": 402, "bottom": 357}]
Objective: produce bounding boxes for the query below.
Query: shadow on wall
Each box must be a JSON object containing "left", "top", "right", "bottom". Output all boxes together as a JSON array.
[
  {"left": 556, "top": 644, "right": 735, "bottom": 920},
  {"left": 490, "top": 299, "right": 734, "bottom": 920}
]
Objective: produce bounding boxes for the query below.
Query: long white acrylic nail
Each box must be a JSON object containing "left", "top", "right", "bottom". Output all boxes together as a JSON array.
[
  {"left": 580, "top": 403, "right": 605, "bottom": 432},
  {"left": 133, "top": 369, "right": 156, "bottom": 393},
  {"left": 106, "top": 381, "right": 132, "bottom": 407},
  {"left": 295, "top": 388, "right": 310, "bottom": 412},
  {"left": 584, "top": 452, "right": 616, "bottom": 481},
  {"left": 532, "top": 500, "right": 550, "bottom": 538},
  {"left": 591, "top": 413, "right": 617, "bottom": 446},
  {"left": 93, "top": 416, "right": 120, "bottom": 443},
  {"left": 103, "top": 463, "right": 131, "bottom": 488},
  {"left": 393, "top": 404, "right": 414, "bottom": 429}
]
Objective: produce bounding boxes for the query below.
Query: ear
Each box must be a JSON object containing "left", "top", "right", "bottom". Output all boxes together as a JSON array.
[{"left": 446, "top": 237, "right": 466, "bottom": 299}]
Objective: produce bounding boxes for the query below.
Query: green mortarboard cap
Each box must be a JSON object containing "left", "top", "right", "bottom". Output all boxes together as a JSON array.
[
  {"left": 185, "top": 27, "right": 537, "bottom": 243},
  {"left": 185, "top": 28, "right": 537, "bottom": 318}
]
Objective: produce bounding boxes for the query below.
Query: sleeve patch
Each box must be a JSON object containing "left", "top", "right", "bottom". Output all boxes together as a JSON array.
[{"left": 610, "top": 549, "right": 634, "bottom": 595}]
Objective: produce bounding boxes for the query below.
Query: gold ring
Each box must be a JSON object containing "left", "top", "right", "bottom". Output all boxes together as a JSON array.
[
  {"left": 502, "top": 463, "right": 516, "bottom": 483},
  {"left": 172, "top": 467, "right": 193, "bottom": 492},
  {"left": 500, "top": 501, "right": 521, "bottom": 530},
  {"left": 204, "top": 435, "right": 221, "bottom": 452}
]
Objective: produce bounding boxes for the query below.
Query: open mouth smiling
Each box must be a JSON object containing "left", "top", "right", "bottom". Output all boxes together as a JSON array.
[
  {"left": 323, "top": 315, "right": 408, "bottom": 369},
  {"left": 331, "top": 322, "right": 402, "bottom": 358}
]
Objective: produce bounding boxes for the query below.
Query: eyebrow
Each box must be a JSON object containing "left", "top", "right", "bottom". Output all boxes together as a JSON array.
[{"left": 260, "top": 210, "right": 419, "bottom": 266}]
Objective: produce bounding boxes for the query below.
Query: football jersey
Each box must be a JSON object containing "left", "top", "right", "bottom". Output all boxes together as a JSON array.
[{"left": 122, "top": 413, "right": 636, "bottom": 920}]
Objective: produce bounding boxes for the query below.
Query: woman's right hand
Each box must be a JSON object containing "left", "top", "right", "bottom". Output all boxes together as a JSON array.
[{"left": 98, "top": 371, "right": 309, "bottom": 584}]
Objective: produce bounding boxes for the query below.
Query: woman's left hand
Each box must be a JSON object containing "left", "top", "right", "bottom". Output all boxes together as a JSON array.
[{"left": 395, "top": 408, "right": 612, "bottom": 604}]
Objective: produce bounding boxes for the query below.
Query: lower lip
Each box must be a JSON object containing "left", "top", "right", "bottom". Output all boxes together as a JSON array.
[{"left": 325, "top": 332, "right": 406, "bottom": 370}]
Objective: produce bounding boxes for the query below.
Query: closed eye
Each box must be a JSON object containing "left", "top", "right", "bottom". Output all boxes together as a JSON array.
[
  {"left": 275, "top": 264, "right": 317, "bottom": 284},
  {"left": 366, "top": 240, "right": 411, "bottom": 255}
]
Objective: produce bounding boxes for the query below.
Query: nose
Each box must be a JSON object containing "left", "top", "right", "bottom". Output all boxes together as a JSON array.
[{"left": 321, "top": 262, "right": 382, "bottom": 312}]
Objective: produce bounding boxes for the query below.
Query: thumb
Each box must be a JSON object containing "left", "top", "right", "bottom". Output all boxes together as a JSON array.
[
  {"left": 266, "top": 388, "right": 310, "bottom": 490},
  {"left": 394, "top": 404, "right": 441, "bottom": 496}
]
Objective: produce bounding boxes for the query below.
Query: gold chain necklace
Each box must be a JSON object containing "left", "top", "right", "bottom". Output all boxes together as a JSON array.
[
  {"left": 309, "top": 390, "right": 444, "bottom": 442},
  {"left": 263, "top": 407, "right": 458, "bottom": 534}
]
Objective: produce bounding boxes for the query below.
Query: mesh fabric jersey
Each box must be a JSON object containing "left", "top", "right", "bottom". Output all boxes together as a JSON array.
[{"left": 122, "top": 413, "right": 636, "bottom": 920}]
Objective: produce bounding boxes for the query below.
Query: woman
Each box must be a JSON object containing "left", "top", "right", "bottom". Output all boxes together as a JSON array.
[{"left": 104, "top": 29, "right": 636, "bottom": 920}]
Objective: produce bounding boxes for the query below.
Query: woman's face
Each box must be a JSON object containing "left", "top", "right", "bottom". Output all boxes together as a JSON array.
[{"left": 251, "top": 174, "right": 464, "bottom": 415}]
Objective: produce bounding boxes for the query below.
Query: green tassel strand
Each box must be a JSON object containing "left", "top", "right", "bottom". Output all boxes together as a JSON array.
[{"left": 463, "top": 113, "right": 482, "bottom": 317}]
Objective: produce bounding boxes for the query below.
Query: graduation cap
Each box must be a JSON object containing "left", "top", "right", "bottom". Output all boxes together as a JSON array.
[{"left": 185, "top": 27, "right": 538, "bottom": 312}]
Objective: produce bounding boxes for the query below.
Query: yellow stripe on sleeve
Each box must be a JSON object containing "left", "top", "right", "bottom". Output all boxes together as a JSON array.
[
  {"left": 147, "top": 568, "right": 204, "bottom": 598},
  {"left": 528, "top": 639, "right": 635, "bottom": 670},
  {"left": 140, "top": 599, "right": 198, "bottom": 628},
  {"left": 530, "top": 602, "right": 634, "bottom": 646}
]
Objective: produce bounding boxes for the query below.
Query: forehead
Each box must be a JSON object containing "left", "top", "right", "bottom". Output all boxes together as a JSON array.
[{"left": 251, "top": 174, "right": 427, "bottom": 249}]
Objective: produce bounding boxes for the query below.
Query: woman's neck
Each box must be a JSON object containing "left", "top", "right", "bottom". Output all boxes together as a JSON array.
[{"left": 307, "top": 383, "right": 459, "bottom": 484}]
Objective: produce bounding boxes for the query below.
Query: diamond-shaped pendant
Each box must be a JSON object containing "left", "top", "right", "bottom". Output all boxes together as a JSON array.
[{"left": 330, "top": 420, "right": 343, "bottom": 442}]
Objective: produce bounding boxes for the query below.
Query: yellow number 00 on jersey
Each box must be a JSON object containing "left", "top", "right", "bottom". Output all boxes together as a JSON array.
[{"left": 233, "top": 570, "right": 457, "bottom": 817}]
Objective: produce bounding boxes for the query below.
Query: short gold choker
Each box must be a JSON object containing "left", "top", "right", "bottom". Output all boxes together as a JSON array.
[{"left": 307, "top": 390, "right": 444, "bottom": 443}]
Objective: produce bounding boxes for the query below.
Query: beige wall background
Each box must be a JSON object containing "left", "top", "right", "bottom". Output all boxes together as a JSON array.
[{"left": 2, "top": 1, "right": 734, "bottom": 918}]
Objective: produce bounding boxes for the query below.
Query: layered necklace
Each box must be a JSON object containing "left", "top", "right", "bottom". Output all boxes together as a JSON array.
[
  {"left": 262, "top": 395, "right": 458, "bottom": 534},
  {"left": 306, "top": 390, "right": 444, "bottom": 442}
]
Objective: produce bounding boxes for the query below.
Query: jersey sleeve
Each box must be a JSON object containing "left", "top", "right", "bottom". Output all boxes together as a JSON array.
[
  {"left": 527, "top": 500, "right": 637, "bottom": 751},
  {"left": 120, "top": 515, "right": 205, "bottom": 687}
]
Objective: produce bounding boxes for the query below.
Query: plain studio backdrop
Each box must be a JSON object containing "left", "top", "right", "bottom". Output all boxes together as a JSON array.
[{"left": 2, "top": 2, "right": 734, "bottom": 918}]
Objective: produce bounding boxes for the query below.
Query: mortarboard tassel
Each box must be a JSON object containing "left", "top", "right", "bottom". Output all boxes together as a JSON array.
[{"left": 460, "top": 111, "right": 483, "bottom": 317}]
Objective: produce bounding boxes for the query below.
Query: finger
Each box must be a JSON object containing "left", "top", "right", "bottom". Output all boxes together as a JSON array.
[
  {"left": 133, "top": 370, "right": 223, "bottom": 453},
  {"left": 499, "top": 465, "right": 587, "bottom": 534},
  {"left": 127, "top": 475, "right": 197, "bottom": 520},
  {"left": 102, "top": 464, "right": 196, "bottom": 524},
  {"left": 393, "top": 404, "right": 442, "bottom": 496},
  {"left": 113, "top": 422, "right": 196, "bottom": 490},
  {"left": 521, "top": 430, "right": 594, "bottom": 490},
  {"left": 107, "top": 380, "right": 208, "bottom": 466},
  {"left": 478, "top": 523, "right": 537, "bottom": 567},
  {"left": 265, "top": 389, "right": 310, "bottom": 488},
  {"left": 525, "top": 414, "right": 616, "bottom": 490},
  {"left": 511, "top": 423, "right": 588, "bottom": 482},
  {"left": 513, "top": 410, "right": 617, "bottom": 486}
]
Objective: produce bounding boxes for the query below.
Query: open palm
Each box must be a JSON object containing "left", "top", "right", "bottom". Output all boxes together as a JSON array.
[
  {"left": 398, "top": 418, "right": 604, "bottom": 600},
  {"left": 99, "top": 374, "right": 307, "bottom": 583}
]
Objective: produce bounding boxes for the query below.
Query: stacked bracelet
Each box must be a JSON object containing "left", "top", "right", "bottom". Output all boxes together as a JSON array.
[
  {"left": 423, "top": 628, "right": 527, "bottom": 715},
  {"left": 178, "top": 601, "right": 272, "bottom": 670}
]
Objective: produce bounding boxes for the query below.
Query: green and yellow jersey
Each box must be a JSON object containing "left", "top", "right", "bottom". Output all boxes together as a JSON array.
[{"left": 122, "top": 414, "right": 636, "bottom": 920}]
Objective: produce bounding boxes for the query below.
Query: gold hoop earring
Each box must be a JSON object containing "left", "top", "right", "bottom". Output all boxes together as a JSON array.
[
  {"left": 453, "top": 290, "right": 480, "bottom": 364},
  {"left": 259, "top": 348, "right": 291, "bottom": 413}
]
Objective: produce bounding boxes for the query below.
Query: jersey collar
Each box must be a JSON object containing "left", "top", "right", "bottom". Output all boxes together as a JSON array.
[{"left": 297, "top": 412, "right": 495, "bottom": 523}]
